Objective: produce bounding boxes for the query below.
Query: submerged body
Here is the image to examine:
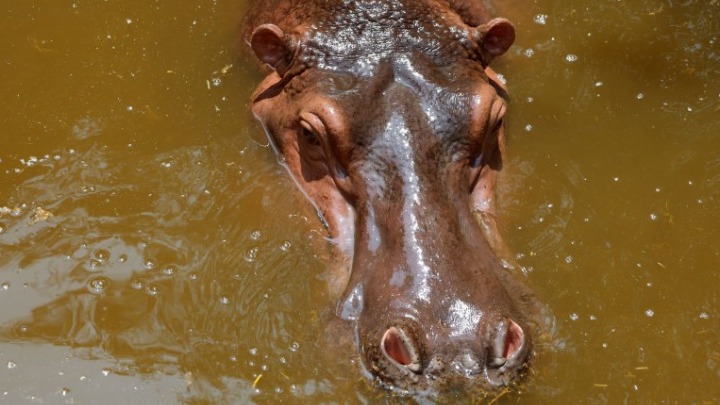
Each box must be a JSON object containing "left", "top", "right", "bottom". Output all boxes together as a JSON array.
[{"left": 244, "top": 0, "right": 547, "bottom": 396}]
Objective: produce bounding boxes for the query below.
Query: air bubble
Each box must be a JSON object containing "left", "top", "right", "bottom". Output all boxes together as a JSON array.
[
  {"left": 280, "top": 241, "right": 292, "bottom": 252},
  {"left": 523, "top": 48, "right": 535, "bottom": 58},
  {"left": 219, "top": 295, "right": 230, "bottom": 305},
  {"left": 1, "top": 282, "right": 9, "bottom": 291},
  {"left": 94, "top": 249, "right": 110, "bottom": 262},
  {"left": 250, "top": 230, "right": 262, "bottom": 241},
  {"left": 7, "top": 361, "right": 17, "bottom": 370},
  {"left": 86, "top": 276, "right": 109, "bottom": 295},
  {"left": 245, "top": 247, "right": 259, "bottom": 262},
  {"left": 569, "top": 313, "right": 579, "bottom": 321},
  {"left": 145, "top": 284, "right": 160, "bottom": 296},
  {"left": 534, "top": 14, "right": 548, "bottom": 25},
  {"left": 289, "top": 342, "right": 300, "bottom": 352},
  {"left": 131, "top": 278, "right": 145, "bottom": 290},
  {"left": 645, "top": 309, "right": 654, "bottom": 317},
  {"left": 88, "top": 259, "right": 103, "bottom": 271},
  {"left": 565, "top": 54, "right": 578, "bottom": 63},
  {"left": 117, "top": 254, "right": 128, "bottom": 263},
  {"left": 162, "top": 264, "right": 178, "bottom": 276},
  {"left": 144, "top": 259, "right": 156, "bottom": 270}
]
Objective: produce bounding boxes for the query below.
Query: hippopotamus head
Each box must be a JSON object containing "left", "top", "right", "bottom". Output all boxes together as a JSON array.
[{"left": 245, "top": 0, "right": 544, "bottom": 395}]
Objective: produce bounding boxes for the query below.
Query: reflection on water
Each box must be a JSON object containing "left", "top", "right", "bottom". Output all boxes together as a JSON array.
[{"left": 1, "top": 0, "right": 719, "bottom": 403}]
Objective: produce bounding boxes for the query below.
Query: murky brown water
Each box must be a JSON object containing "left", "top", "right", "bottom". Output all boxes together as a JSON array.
[{"left": 1, "top": 0, "right": 718, "bottom": 403}]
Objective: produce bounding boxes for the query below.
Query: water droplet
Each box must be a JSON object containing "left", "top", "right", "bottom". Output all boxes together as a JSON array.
[
  {"left": 289, "top": 342, "right": 300, "bottom": 352},
  {"left": 523, "top": 48, "right": 535, "bottom": 58},
  {"left": 10, "top": 207, "right": 24, "bottom": 217},
  {"left": 88, "top": 258, "right": 103, "bottom": 271},
  {"left": 569, "top": 313, "right": 579, "bottom": 321},
  {"left": 534, "top": 14, "right": 548, "bottom": 25},
  {"left": 61, "top": 388, "right": 70, "bottom": 397},
  {"left": 219, "top": 295, "right": 230, "bottom": 305},
  {"left": 565, "top": 256, "right": 573, "bottom": 264},
  {"left": 1, "top": 282, "right": 9, "bottom": 291},
  {"left": 636, "top": 93, "right": 644, "bottom": 100},
  {"left": 0, "top": 223, "right": 5, "bottom": 234},
  {"left": 7, "top": 361, "right": 17, "bottom": 370},
  {"left": 279, "top": 357, "right": 287, "bottom": 364},
  {"left": 94, "top": 249, "right": 110, "bottom": 262},
  {"left": 144, "top": 259, "right": 156, "bottom": 270},
  {"left": 280, "top": 241, "right": 292, "bottom": 252},
  {"left": 102, "top": 369, "right": 110, "bottom": 376},
  {"left": 244, "top": 247, "right": 259, "bottom": 262},
  {"left": 145, "top": 284, "right": 159, "bottom": 296},
  {"left": 189, "top": 272, "right": 198, "bottom": 281},
  {"left": 649, "top": 213, "right": 657, "bottom": 221},
  {"left": 162, "top": 264, "right": 178, "bottom": 276},
  {"left": 130, "top": 278, "right": 145, "bottom": 290},
  {"left": 524, "top": 124, "right": 533, "bottom": 132},
  {"left": 17, "top": 324, "right": 28, "bottom": 333},
  {"left": 250, "top": 230, "right": 262, "bottom": 241},
  {"left": 211, "top": 77, "right": 222, "bottom": 87},
  {"left": 699, "top": 312, "right": 709, "bottom": 320},
  {"left": 86, "top": 276, "right": 109, "bottom": 295},
  {"left": 249, "top": 347, "right": 258, "bottom": 356},
  {"left": 117, "top": 254, "right": 127, "bottom": 264},
  {"left": 595, "top": 81, "right": 604, "bottom": 87},
  {"left": 565, "top": 54, "right": 578, "bottom": 63},
  {"left": 645, "top": 309, "right": 654, "bottom": 317}
]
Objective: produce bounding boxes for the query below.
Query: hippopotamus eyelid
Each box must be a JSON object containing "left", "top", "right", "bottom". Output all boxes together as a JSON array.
[{"left": 300, "top": 121, "right": 321, "bottom": 146}]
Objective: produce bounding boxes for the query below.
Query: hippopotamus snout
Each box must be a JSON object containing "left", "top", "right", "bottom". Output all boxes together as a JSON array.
[{"left": 368, "top": 312, "right": 530, "bottom": 392}]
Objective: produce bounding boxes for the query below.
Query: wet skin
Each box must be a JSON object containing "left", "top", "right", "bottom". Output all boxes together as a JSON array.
[{"left": 244, "top": 0, "right": 547, "bottom": 396}]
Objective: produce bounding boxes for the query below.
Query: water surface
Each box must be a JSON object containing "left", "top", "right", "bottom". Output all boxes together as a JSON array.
[{"left": 1, "top": 0, "right": 718, "bottom": 403}]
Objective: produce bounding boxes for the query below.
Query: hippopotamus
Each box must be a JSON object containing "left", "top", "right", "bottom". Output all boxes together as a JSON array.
[{"left": 244, "top": 0, "right": 547, "bottom": 396}]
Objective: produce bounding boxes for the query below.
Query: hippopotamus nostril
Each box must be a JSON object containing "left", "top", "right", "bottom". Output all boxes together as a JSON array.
[
  {"left": 381, "top": 326, "right": 422, "bottom": 373},
  {"left": 488, "top": 318, "right": 526, "bottom": 368}
]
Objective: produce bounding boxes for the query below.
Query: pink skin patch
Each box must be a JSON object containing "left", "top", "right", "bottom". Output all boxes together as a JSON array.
[
  {"left": 503, "top": 320, "right": 524, "bottom": 359},
  {"left": 382, "top": 327, "right": 414, "bottom": 367}
]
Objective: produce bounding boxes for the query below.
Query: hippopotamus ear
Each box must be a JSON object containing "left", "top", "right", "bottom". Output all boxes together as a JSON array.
[
  {"left": 476, "top": 18, "right": 516, "bottom": 65},
  {"left": 250, "top": 24, "right": 294, "bottom": 76}
]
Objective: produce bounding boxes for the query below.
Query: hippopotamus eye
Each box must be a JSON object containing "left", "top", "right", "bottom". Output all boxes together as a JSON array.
[
  {"left": 300, "top": 121, "right": 321, "bottom": 147},
  {"left": 493, "top": 118, "right": 504, "bottom": 133}
]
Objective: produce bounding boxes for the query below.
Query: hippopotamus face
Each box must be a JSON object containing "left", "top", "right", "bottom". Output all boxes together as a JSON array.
[{"left": 245, "top": 0, "right": 543, "bottom": 395}]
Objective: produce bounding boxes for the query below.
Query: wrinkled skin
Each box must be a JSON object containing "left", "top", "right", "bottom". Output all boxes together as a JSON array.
[{"left": 244, "top": 0, "right": 548, "bottom": 396}]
